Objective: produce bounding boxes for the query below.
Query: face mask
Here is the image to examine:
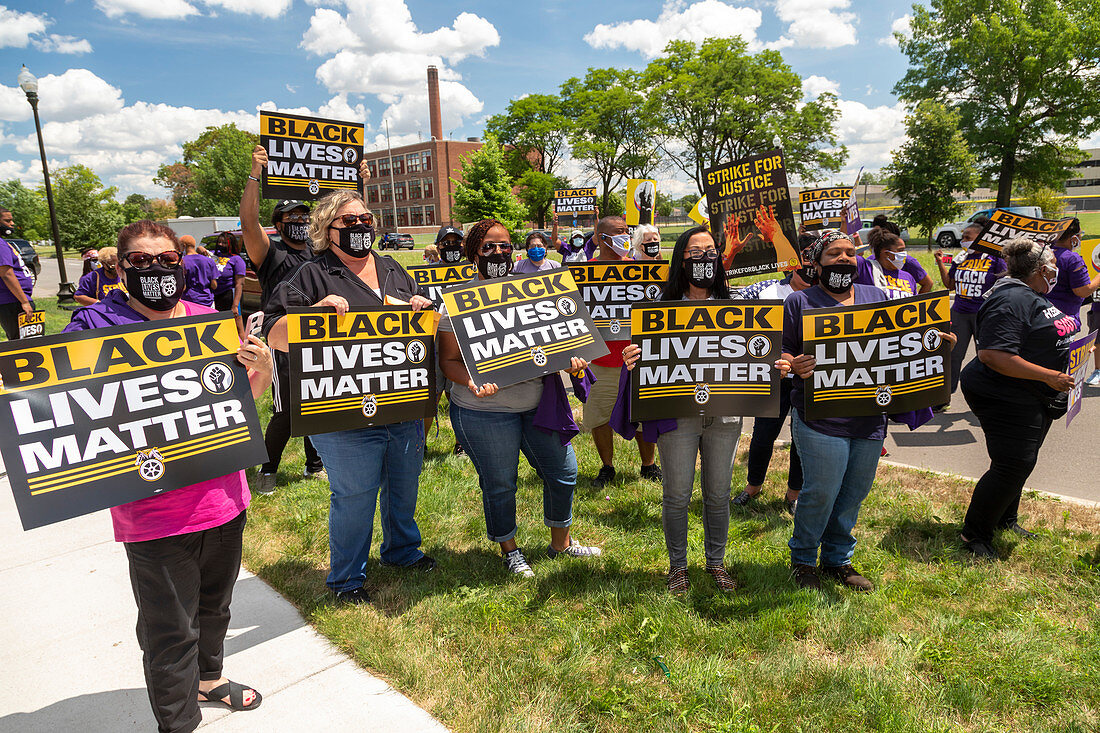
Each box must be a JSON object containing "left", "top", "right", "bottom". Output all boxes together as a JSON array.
[
  {"left": 603, "top": 233, "right": 631, "bottom": 256},
  {"left": 440, "top": 243, "right": 463, "bottom": 263},
  {"left": 528, "top": 246, "right": 546, "bottom": 262},
  {"left": 213, "top": 246, "right": 229, "bottom": 257},
  {"left": 819, "top": 262, "right": 857, "bottom": 293},
  {"left": 1044, "top": 265, "right": 1059, "bottom": 293},
  {"left": 283, "top": 221, "right": 310, "bottom": 245},
  {"left": 961, "top": 240, "right": 974, "bottom": 250},
  {"left": 685, "top": 253, "right": 718, "bottom": 289},
  {"left": 794, "top": 265, "right": 816, "bottom": 285},
  {"left": 0, "top": 224, "right": 12, "bottom": 238},
  {"left": 479, "top": 252, "right": 513, "bottom": 279},
  {"left": 103, "top": 266, "right": 117, "bottom": 278},
  {"left": 884, "top": 250, "right": 907, "bottom": 269},
  {"left": 571, "top": 237, "right": 584, "bottom": 249},
  {"left": 124, "top": 263, "right": 186, "bottom": 311},
  {"left": 643, "top": 241, "right": 661, "bottom": 258},
  {"left": 333, "top": 224, "right": 374, "bottom": 258}
]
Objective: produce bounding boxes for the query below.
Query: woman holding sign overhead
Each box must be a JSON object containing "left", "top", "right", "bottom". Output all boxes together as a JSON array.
[
  {"left": 264, "top": 190, "right": 436, "bottom": 604},
  {"left": 438, "top": 218, "right": 600, "bottom": 578},
  {"left": 64, "top": 219, "right": 273, "bottom": 731}
]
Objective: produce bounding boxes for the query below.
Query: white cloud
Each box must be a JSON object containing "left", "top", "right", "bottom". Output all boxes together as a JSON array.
[
  {"left": 880, "top": 14, "right": 911, "bottom": 47},
  {"left": 94, "top": 0, "right": 200, "bottom": 19},
  {"left": 203, "top": 0, "right": 292, "bottom": 17},
  {"left": 802, "top": 75, "right": 839, "bottom": 99},
  {"left": 0, "top": 69, "right": 124, "bottom": 123},
  {"left": 771, "top": 0, "right": 857, "bottom": 50},
  {"left": 319, "top": 94, "right": 370, "bottom": 121},
  {"left": 379, "top": 80, "right": 482, "bottom": 138},
  {"left": 0, "top": 6, "right": 48, "bottom": 48},
  {"left": 584, "top": 0, "right": 764, "bottom": 57},
  {"left": 33, "top": 34, "right": 93, "bottom": 54},
  {"left": 830, "top": 99, "right": 907, "bottom": 180}
]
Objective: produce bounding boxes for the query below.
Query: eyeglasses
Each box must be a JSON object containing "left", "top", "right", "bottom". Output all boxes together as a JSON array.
[
  {"left": 331, "top": 213, "right": 375, "bottom": 228},
  {"left": 479, "top": 241, "right": 514, "bottom": 255},
  {"left": 123, "top": 250, "right": 181, "bottom": 269},
  {"left": 685, "top": 248, "right": 718, "bottom": 259}
]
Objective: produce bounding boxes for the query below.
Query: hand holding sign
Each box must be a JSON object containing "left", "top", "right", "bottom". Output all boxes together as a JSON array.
[
  {"left": 251, "top": 144, "right": 267, "bottom": 177},
  {"left": 315, "top": 294, "right": 350, "bottom": 316},
  {"left": 1045, "top": 370, "right": 1075, "bottom": 392}
]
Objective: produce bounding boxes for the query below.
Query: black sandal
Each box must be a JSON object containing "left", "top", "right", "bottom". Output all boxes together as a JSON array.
[{"left": 198, "top": 680, "right": 263, "bottom": 711}]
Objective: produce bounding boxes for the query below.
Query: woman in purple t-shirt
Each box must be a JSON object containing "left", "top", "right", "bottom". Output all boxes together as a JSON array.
[
  {"left": 64, "top": 220, "right": 273, "bottom": 731},
  {"left": 855, "top": 228, "right": 919, "bottom": 300},
  {"left": 1045, "top": 218, "right": 1100, "bottom": 333}
]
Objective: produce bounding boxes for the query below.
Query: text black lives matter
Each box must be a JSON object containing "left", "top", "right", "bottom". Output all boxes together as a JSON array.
[
  {"left": 406, "top": 263, "right": 477, "bottom": 308},
  {"left": 568, "top": 261, "right": 668, "bottom": 339},
  {"left": 260, "top": 110, "right": 365, "bottom": 200}
]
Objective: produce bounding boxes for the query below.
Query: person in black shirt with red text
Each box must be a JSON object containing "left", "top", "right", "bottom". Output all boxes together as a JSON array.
[{"left": 959, "top": 238, "right": 1077, "bottom": 559}]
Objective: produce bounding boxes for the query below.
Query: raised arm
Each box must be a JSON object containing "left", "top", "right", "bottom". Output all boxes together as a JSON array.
[{"left": 241, "top": 145, "right": 272, "bottom": 268}]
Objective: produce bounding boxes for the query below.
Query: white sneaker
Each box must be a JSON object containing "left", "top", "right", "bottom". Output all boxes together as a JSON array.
[
  {"left": 1086, "top": 369, "right": 1100, "bottom": 387},
  {"left": 503, "top": 548, "right": 534, "bottom": 577}
]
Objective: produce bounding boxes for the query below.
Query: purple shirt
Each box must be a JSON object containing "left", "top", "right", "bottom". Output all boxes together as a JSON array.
[
  {"left": 75, "top": 268, "right": 125, "bottom": 301},
  {"left": 948, "top": 251, "right": 1005, "bottom": 314},
  {"left": 182, "top": 253, "right": 219, "bottom": 306},
  {"left": 902, "top": 255, "right": 927, "bottom": 284},
  {"left": 0, "top": 237, "right": 33, "bottom": 305},
  {"left": 213, "top": 254, "right": 246, "bottom": 295},
  {"left": 856, "top": 256, "right": 919, "bottom": 300},
  {"left": 512, "top": 256, "right": 560, "bottom": 274},
  {"left": 1045, "top": 246, "right": 1091, "bottom": 329}
]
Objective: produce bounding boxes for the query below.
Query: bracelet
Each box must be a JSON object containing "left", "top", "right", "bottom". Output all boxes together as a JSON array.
[{"left": 248, "top": 175, "right": 260, "bottom": 182}]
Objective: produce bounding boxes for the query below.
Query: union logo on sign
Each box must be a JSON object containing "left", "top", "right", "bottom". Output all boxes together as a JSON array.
[
  {"left": 135, "top": 448, "right": 165, "bottom": 485},
  {"left": 694, "top": 383, "right": 711, "bottom": 405},
  {"left": 531, "top": 346, "right": 548, "bottom": 367},
  {"left": 361, "top": 394, "right": 378, "bottom": 417},
  {"left": 875, "top": 385, "right": 893, "bottom": 407}
]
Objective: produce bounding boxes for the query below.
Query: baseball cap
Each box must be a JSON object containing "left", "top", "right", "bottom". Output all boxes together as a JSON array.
[
  {"left": 435, "top": 225, "right": 463, "bottom": 244},
  {"left": 272, "top": 199, "right": 309, "bottom": 225}
]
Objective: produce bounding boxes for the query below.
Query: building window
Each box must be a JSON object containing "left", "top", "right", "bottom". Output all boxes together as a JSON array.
[
  {"left": 409, "top": 179, "right": 421, "bottom": 200},
  {"left": 397, "top": 207, "right": 409, "bottom": 227},
  {"left": 393, "top": 156, "right": 405, "bottom": 176},
  {"left": 407, "top": 152, "right": 421, "bottom": 173},
  {"left": 411, "top": 207, "right": 424, "bottom": 226},
  {"left": 424, "top": 205, "right": 435, "bottom": 226},
  {"left": 367, "top": 185, "right": 379, "bottom": 204},
  {"left": 381, "top": 185, "right": 392, "bottom": 202},
  {"left": 1066, "top": 178, "right": 1100, "bottom": 188},
  {"left": 382, "top": 211, "right": 395, "bottom": 228},
  {"left": 395, "top": 182, "right": 406, "bottom": 201},
  {"left": 423, "top": 150, "right": 432, "bottom": 171},
  {"left": 368, "top": 161, "right": 377, "bottom": 177},
  {"left": 423, "top": 178, "right": 434, "bottom": 198},
  {"left": 379, "top": 158, "right": 390, "bottom": 177}
]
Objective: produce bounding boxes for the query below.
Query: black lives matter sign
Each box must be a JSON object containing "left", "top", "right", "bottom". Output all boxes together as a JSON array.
[
  {"left": 629, "top": 300, "right": 782, "bottom": 421},
  {"left": 17, "top": 310, "right": 45, "bottom": 339},
  {"left": 0, "top": 313, "right": 267, "bottom": 530},
  {"left": 440, "top": 270, "right": 608, "bottom": 389},
  {"left": 970, "top": 209, "right": 1076, "bottom": 257},
  {"left": 554, "top": 188, "right": 597, "bottom": 216},
  {"left": 803, "top": 293, "right": 951, "bottom": 419},
  {"left": 260, "top": 110, "right": 364, "bottom": 200},
  {"left": 798, "top": 187, "right": 850, "bottom": 230},
  {"left": 406, "top": 263, "right": 477, "bottom": 308},
  {"left": 286, "top": 307, "right": 436, "bottom": 435},
  {"left": 567, "top": 261, "right": 668, "bottom": 339}
]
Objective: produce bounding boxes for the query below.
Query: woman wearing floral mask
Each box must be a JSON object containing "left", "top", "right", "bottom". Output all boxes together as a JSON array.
[{"left": 856, "top": 228, "right": 918, "bottom": 300}]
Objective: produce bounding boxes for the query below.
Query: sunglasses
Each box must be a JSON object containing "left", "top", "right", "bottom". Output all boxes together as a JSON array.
[
  {"left": 123, "top": 250, "right": 181, "bottom": 269},
  {"left": 331, "top": 213, "right": 375, "bottom": 228},
  {"left": 479, "top": 241, "right": 514, "bottom": 255}
]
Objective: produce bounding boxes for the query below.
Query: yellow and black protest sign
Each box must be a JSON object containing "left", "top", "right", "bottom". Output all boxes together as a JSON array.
[
  {"left": 703, "top": 148, "right": 800, "bottom": 278},
  {"left": 406, "top": 262, "right": 477, "bottom": 308},
  {"left": 798, "top": 187, "right": 850, "bottom": 230},
  {"left": 625, "top": 179, "right": 656, "bottom": 230},
  {"left": 554, "top": 188, "right": 597, "bottom": 216},
  {"left": 971, "top": 209, "right": 1076, "bottom": 257},
  {"left": 17, "top": 310, "right": 44, "bottom": 339},
  {"left": 629, "top": 300, "right": 782, "bottom": 420},
  {"left": 260, "top": 110, "right": 364, "bottom": 200},
  {"left": 440, "top": 269, "right": 608, "bottom": 388},
  {"left": 688, "top": 196, "right": 708, "bottom": 226},
  {"left": 0, "top": 313, "right": 267, "bottom": 530},
  {"left": 568, "top": 261, "right": 668, "bottom": 339},
  {"left": 287, "top": 306, "right": 437, "bottom": 435},
  {"left": 803, "top": 293, "right": 951, "bottom": 419}
]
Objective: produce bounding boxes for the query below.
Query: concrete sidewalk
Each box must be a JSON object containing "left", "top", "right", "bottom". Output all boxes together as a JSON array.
[{"left": 0, "top": 474, "right": 447, "bottom": 733}]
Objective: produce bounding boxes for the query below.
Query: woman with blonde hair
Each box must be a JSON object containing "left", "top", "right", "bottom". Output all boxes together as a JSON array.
[{"left": 264, "top": 190, "right": 436, "bottom": 604}]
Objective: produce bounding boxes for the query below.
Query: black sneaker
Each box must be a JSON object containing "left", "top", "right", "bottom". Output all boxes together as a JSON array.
[
  {"left": 334, "top": 586, "right": 371, "bottom": 605},
  {"left": 639, "top": 464, "right": 662, "bottom": 482},
  {"left": 453, "top": 442, "right": 466, "bottom": 457},
  {"left": 255, "top": 472, "right": 277, "bottom": 496},
  {"left": 1001, "top": 522, "right": 1037, "bottom": 540},
  {"left": 791, "top": 563, "right": 821, "bottom": 590},
  {"left": 381, "top": 555, "right": 438, "bottom": 572},
  {"left": 593, "top": 465, "right": 616, "bottom": 488},
  {"left": 820, "top": 564, "right": 874, "bottom": 591},
  {"left": 961, "top": 537, "right": 998, "bottom": 560},
  {"left": 732, "top": 489, "right": 758, "bottom": 506}
]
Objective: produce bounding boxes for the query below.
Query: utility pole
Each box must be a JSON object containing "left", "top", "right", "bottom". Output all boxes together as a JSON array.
[{"left": 385, "top": 119, "right": 399, "bottom": 235}]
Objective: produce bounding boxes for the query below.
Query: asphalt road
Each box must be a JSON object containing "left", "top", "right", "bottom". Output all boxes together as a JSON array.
[{"left": 31, "top": 256, "right": 84, "bottom": 301}]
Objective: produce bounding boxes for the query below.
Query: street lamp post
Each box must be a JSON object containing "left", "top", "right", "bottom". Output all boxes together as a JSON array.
[{"left": 18, "top": 65, "right": 73, "bottom": 303}]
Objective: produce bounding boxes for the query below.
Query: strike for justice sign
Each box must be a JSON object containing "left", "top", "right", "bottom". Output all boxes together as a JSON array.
[
  {"left": 629, "top": 300, "right": 783, "bottom": 421},
  {"left": 798, "top": 187, "right": 850, "bottom": 230},
  {"left": 803, "top": 293, "right": 952, "bottom": 419},
  {"left": 0, "top": 313, "right": 267, "bottom": 530},
  {"left": 286, "top": 307, "right": 436, "bottom": 436},
  {"left": 703, "top": 149, "right": 800, "bottom": 278},
  {"left": 440, "top": 269, "right": 609, "bottom": 389},
  {"left": 970, "top": 209, "right": 1076, "bottom": 257},
  {"left": 568, "top": 261, "right": 668, "bottom": 339},
  {"left": 1066, "top": 330, "right": 1097, "bottom": 427},
  {"left": 554, "top": 188, "right": 597, "bottom": 217},
  {"left": 17, "top": 310, "right": 45, "bottom": 338},
  {"left": 406, "top": 263, "right": 477, "bottom": 308},
  {"left": 260, "top": 111, "right": 364, "bottom": 200}
]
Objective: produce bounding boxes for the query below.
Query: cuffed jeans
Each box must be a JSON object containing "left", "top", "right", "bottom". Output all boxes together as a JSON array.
[
  {"left": 450, "top": 404, "right": 576, "bottom": 543},
  {"left": 657, "top": 416, "right": 742, "bottom": 567},
  {"left": 949, "top": 309, "right": 978, "bottom": 393},
  {"left": 789, "top": 412, "right": 883, "bottom": 567},
  {"left": 745, "top": 379, "right": 802, "bottom": 491},
  {"left": 310, "top": 420, "right": 425, "bottom": 592}
]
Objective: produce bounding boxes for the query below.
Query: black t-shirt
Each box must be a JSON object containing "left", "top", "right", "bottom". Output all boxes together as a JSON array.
[
  {"left": 962, "top": 279, "right": 1075, "bottom": 401},
  {"left": 256, "top": 236, "right": 313, "bottom": 308}
]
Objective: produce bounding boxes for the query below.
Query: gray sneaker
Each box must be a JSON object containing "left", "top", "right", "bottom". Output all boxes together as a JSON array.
[
  {"left": 503, "top": 549, "right": 534, "bottom": 577},
  {"left": 256, "top": 472, "right": 277, "bottom": 496},
  {"left": 547, "top": 537, "right": 602, "bottom": 559}
]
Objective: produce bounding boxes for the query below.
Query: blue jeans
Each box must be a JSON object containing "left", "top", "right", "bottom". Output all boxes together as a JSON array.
[
  {"left": 789, "top": 411, "right": 883, "bottom": 567},
  {"left": 450, "top": 404, "right": 576, "bottom": 543},
  {"left": 310, "top": 420, "right": 425, "bottom": 592}
]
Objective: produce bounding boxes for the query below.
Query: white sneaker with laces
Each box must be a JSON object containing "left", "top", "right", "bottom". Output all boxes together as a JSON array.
[
  {"left": 547, "top": 538, "right": 602, "bottom": 559},
  {"left": 503, "top": 549, "right": 534, "bottom": 577},
  {"left": 1086, "top": 369, "right": 1100, "bottom": 387}
]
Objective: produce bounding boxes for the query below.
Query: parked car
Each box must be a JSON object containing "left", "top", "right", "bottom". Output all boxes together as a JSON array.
[
  {"left": 857, "top": 220, "right": 910, "bottom": 244},
  {"left": 523, "top": 229, "right": 554, "bottom": 250},
  {"left": 200, "top": 228, "right": 277, "bottom": 316},
  {"left": 932, "top": 206, "right": 1043, "bottom": 248},
  {"left": 7, "top": 238, "right": 40, "bottom": 279},
  {"left": 379, "top": 232, "right": 414, "bottom": 250}
]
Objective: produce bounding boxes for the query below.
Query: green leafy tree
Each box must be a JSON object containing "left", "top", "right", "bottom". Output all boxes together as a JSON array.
[
  {"left": 895, "top": 0, "right": 1100, "bottom": 207},
  {"left": 50, "top": 165, "right": 126, "bottom": 252},
  {"left": 0, "top": 179, "right": 48, "bottom": 239},
  {"left": 886, "top": 102, "right": 978, "bottom": 243},
  {"left": 515, "top": 171, "right": 570, "bottom": 228},
  {"left": 451, "top": 137, "right": 529, "bottom": 235},
  {"left": 655, "top": 190, "right": 673, "bottom": 218},
  {"left": 1016, "top": 182, "right": 1066, "bottom": 219},
  {"left": 484, "top": 94, "right": 573, "bottom": 178},
  {"left": 122, "top": 193, "right": 152, "bottom": 223},
  {"left": 643, "top": 38, "right": 846, "bottom": 194}
]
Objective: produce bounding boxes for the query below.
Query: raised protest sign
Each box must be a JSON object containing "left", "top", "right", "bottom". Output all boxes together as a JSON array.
[
  {"left": 625, "top": 179, "right": 657, "bottom": 233},
  {"left": 17, "top": 310, "right": 45, "bottom": 339},
  {"left": 688, "top": 196, "right": 708, "bottom": 226},
  {"left": 568, "top": 261, "right": 668, "bottom": 339},
  {"left": 286, "top": 307, "right": 436, "bottom": 435},
  {"left": 970, "top": 209, "right": 1076, "bottom": 257},
  {"left": 629, "top": 300, "right": 783, "bottom": 421},
  {"left": 1083, "top": 237, "right": 1100, "bottom": 281},
  {"left": 803, "top": 293, "right": 951, "bottom": 419},
  {"left": 407, "top": 263, "right": 477, "bottom": 308},
  {"left": 440, "top": 269, "right": 608, "bottom": 388},
  {"left": 0, "top": 313, "right": 267, "bottom": 530},
  {"left": 1066, "top": 330, "right": 1097, "bottom": 427},
  {"left": 703, "top": 148, "right": 800, "bottom": 278},
  {"left": 798, "top": 187, "right": 849, "bottom": 230},
  {"left": 554, "top": 188, "right": 597, "bottom": 217},
  {"left": 842, "top": 188, "right": 862, "bottom": 236},
  {"left": 260, "top": 110, "right": 364, "bottom": 200}
]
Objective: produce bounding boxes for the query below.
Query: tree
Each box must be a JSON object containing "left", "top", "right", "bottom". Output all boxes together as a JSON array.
[
  {"left": 0, "top": 179, "right": 48, "bottom": 239},
  {"left": 451, "top": 137, "right": 529, "bottom": 235},
  {"left": 886, "top": 102, "right": 978, "bottom": 243},
  {"left": 122, "top": 193, "right": 152, "bottom": 223},
  {"left": 895, "top": 0, "right": 1100, "bottom": 207},
  {"left": 643, "top": 38, "right": 846, "bottom": 195},
  {"left": 147, "top": 198, "right": 176, "bottom": 220},
  {"left": 1016, "top": 182, "right": 1066, "bottom": 219},
  {"left": 515, "top": 171, "right": 570, "bottom": 228},
  {"left": 484, "top": 94, "right": 573, "bottom": 178},
  {"left": 50, "top": 165, "right": 126, "bottom": 252},
  {"left": 655, "top": 190, "right": 673, "bottom": 218},
  {"left": 560, "top": 68, "right": 657, "bottom": 211}
]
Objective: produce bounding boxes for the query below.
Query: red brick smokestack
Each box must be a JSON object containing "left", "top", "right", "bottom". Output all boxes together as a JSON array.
[{"left": 427, "top": 65, "right": 443, "bottom": 141}]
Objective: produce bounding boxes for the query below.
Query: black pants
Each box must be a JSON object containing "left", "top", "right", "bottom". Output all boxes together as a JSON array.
[
  {"left": 262, "top": 350, "right": 322, "bottom": 474},
  {"left": 961, "top": 377, "right": 1052, "bottom": 543},
  {"left": 949, "top": 309, "right": 978, "bottom": 393},
  {"left": 124, "top": 510, "right": 246, "bottom": 733},
  {"left": 745, "top": 378, "right": 803, "bottom": 491},
  {"left": 213, "top": 290, "right": 236, "bottom": 312},
  {"left": 0, "top": 300, "right": 32, "bottom": 340}
]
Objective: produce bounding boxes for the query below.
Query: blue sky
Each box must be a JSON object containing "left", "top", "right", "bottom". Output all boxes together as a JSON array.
[{"left": 0, "top": 0, "right": 922, "bottom": 200}]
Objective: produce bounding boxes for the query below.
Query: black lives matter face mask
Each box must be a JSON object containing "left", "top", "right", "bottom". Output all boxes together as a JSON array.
[
  {"left": 0, "top": 225, "right": 13, "bottom": 238},
  {"left": 335, "top": 224, "right": 375, "bottom": 258},
  {"left": 819, "top": 262, "right": 857, "bottom": 293},
  {"left": 479, "top": 252, "right": 513, "bottom": 279},
  {"left": 643, "top": 241, "right": 661, "bottom": 258},
  {"left": 283, "top": 222, "right": 310, "bottom": 245},
  {"left": 440, "top": 244, "right": 464, "bottom": 263},
  {"left": 125, "top": 264, "right": 186, "bottom": 311},
  {"left": 686, "top": 253, "right": 719, "bottom": 289}
]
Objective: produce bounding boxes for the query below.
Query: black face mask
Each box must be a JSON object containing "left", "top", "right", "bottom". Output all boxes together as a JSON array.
[
  {"left": 124, "top": 263, "right": 186, "bottom": 311},
  {"left": 103, "top": 266, "right": 118, "bottom": 279},
  {"left": 213, "top": 246, "right": 229, "bottom": 257},
  {"left": 0, "top": 224, "right": 12, "bottom": 238},
  {"left": 282, "top": 221, "right": 310, "bottom": 245},
  {"left": 478, "top": 252, "right": 513, "bottom": 279},
  {"left": 440, "top": 243, "right": 463, "bottom": 263},
  {"left": 685, "top": 253, "right": 719, "bottom": 289},
  {"left": 643, "top": 241, "right": 661, "bottom": 258},
  {"left": 818, "top": 262, "right": 857, "bottom": 293},
  {"left": 794, "top": 265, "right": 816, "bottom": 285},
  {"left": 333, "top": 224, "right": 374, "bottom": 258}
]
